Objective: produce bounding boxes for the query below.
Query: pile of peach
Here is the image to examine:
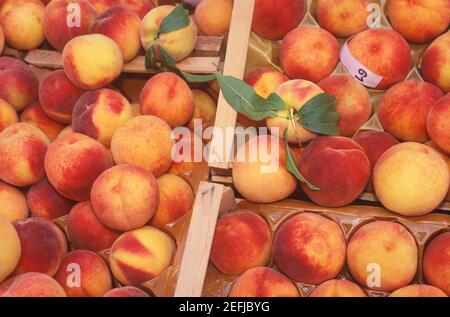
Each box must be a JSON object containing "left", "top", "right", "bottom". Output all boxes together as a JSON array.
[{"left": 207, "top": 209, "right": 449, "bottom": 297}]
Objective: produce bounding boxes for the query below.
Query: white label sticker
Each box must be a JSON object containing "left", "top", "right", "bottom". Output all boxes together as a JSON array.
[{"left": 340, "top": 40, "right": 383, "bottom": 89}]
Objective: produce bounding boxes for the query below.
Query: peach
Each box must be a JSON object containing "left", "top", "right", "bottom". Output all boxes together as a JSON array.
[
  {"left": 273, "top": 213, "right": 346, "bottom": 284},
  {"left": 425, "top": 140, "right": 450, "bottom": 201},
  {"left": 140, "top": 72, "right": 194, "bottom": 128},
  {"left": 266, "top": 79, "right": 323, "bottom": 143},
  {"left": 27, "top": 178, "right": 75, "bottom": 221},
  {"left": 111, "top": 115, "right": 174, "bottom": 177},
  {"left": 43, "top": 0, "right": 97, "bottom": 51},
  {"left": 252, "top": 0, "right": 306, "bottom": 40},
  {"left": 378, "top": 80, "right": 444, "bottom": 143},
  {"left": 1, "top": 272, "right": 66, "bottom": 297},
  {"left": 344, "top": 29, "right": 412, "bottom": 90},
  {"left": 421, "top": 32, "right": 450, "bottom": 93},
  {"left": 0, "top": 0, "right": 43, "bottom": 18},
  {"left": 109, "top": 226, "right": 175, "bottom": 286},
  {"left": 104, "top": 286, "right": 150, "bottom": 297},
  {"left": 299, "top": 136, "right": 370, "bottom": 207},
  {"left": 0, "top": 123, "right": 49, "bottom": 187},
  {"left": 20, "top": 102, "right": 65, "bottom": 141},
  {"left": 186, "top": 90, "right": 217, "bottom": 132},
  {"left": 121, "top": 0, "right": 155, "bottom": 19},
  {"left": 0, "top": 216, "right": 21, "bottom": 283},
  {"left": 62, "top": 34, "right": 123, "bottom": 90},
  {"left": 0, "top": 25, "right": 3, "bottom": 54},
  {"left": 54, "top": 250, "right": 112, "bottom": 297},
  {"left": 309, "top": 279, "right": 367, "bottom": 297},
  {"left": 140, "top": 5, "right": 198, "bottom": 62},
  {"left": 232, "top": 135, "right": 297, "bottom": 203},
  {"left": 347, "top": 221, "right": 418, "bottom": 292},
  {"left": 87, "top": 0, "right": 120, "bottom": 14},
  {"left": 57, "top": 126, "right": 74, "bottom": 139},
  {"left": 67, "top": 201, "right": 120, "bottom": 252},
  {"left": 373, "top": 142, "right": 449, "bottom": 216},
  {"left": 387, "top": 0, "right": 450, "bottom": 44},
  {"left": 0, "top": 182, "right": 28, "bottom": 221},
  {"left": 0, "top": 99, "right": 17, "bottom": 132},
  {"left": 149, "top": 174, "right": 193, "bottom": 229},
  {"left": 423, "top": 232, "right": 450, "bottom": 295},
  {"left": 169, "top": 132, "right": 204, "bottom": 176},
  {"left": 72, "top": 89, "right": 133, "bottom": 147},
  {"left": 280, "top": 26, "right": 339, "bottom": 82},
  {"left": 45, "top": 133, "right": 112, "bottom": 201},
  {"left": 92, "top": 6, "right": 141, "bottom": 62},
  {"left": 316, "top": 0, "right": 374, "bottom": 38},
  {"left": 389, "top": 284, "right": 447, "bottom": 297},
  {"left": 427, "top": 94, "right": 450, "bottom": 154},
  {"left": 229, "top": 267, "right": 299, "bottom": 297},
  {"left": 194, "top": 0, "right": 232, "bottom": 36},
  {"left": 13, "top": 217, "right": 68, "bottom": 276}
]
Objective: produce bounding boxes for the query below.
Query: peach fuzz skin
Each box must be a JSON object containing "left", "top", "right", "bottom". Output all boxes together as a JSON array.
[
  {"left": 423, "top": 232, "right": 450, "bottom": 295},
  {"left": 194, "top": 0, "right": 232, "bottom": 36},
  {"left": 0, "top": 182, "right": 28, "bottom": 221}
]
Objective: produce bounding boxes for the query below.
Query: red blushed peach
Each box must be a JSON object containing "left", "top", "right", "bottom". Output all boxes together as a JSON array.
[
  {"left": 421, "top": 32, "right": 450, "bottom": 93},
  {"left": 111, "top": 116, "right": 174, "bottom": 177},
  {"left": 0, "top": 216, "right": 21, "bottom": 283},
  {"left": 345, "top": 29, "right": 412, "bottom": 90},
  {"left": 91, "top": 164, "right": 159, "bottom": 231},
  {"left": 67, "top": 201, "right": 120, "bottom": 252},
  {"left": 280, "top": 26, "right": 339, "bottom": 82},
  {"left": 0, "top": 123, "right": 49, "bottom": 187},
  {"left": 63, "top": 34, "right": 123, "bottom": 90},
  {"left": 423, "top": 232, "right": 450, "bottom": 295},
  {"left": 103, "top": 286, "right": 150, "bottom": 297},
  {"left": 54, "top": 250, "right": 112, "bottom": 297},
  {"left": 27, "top": 178, "right": 75, "bottom": 221},
  {"left": 109, "top": 226, "right": 175, "bottom": 286},
  {"left": 273, "top": 213, "right": 346, "bottom": 284},
  {"left": 45, "top": 133, "right": 112, "bottom": 201},
  {"left": 316, "top": 0, "right": 374, "bottom": 38},
  {"left": 87, "top": 0, "right": 120, "bottom": 14},
  {"left": 140, "top": 72, "right": 194, "bottom": 128},
  {"left": 186, "top": 90, "right": 217, "bottom": 132},
  {"left": 211, "top": 211, "right": 271, "bottom": 275},
  {"left": 43, "top": 0, "right": 97, "bottom": 52},
  {"left": 378, "top": 80, "right": 444, "bottom": 143},
  {"left": 232, "top": 135, "right": 297, "bottom": 203},
  {"left": 72, "top": 88, "right": 133, "bottom": 147},
  {"left": 389, "top": 284, "right": 447, "bottom": 297},
  {"left": 229, "top": 267, "right": 299, "bottom": 297},
  {"left": 20, "top": 102, "right": 65, "bottom": 141},
  {"left": 252, "top": 0, "right": 306, "bottom": 40},
  {"left": 427, "top": 94, "right": 450, "bottom": 154},
  {"left": 347, "top": 221, "right": 418, "bottom": 292},
  {"left": 318, "top": 74, "right": 372, "bottom": 136},
  {"left": 299, "top": 136, "right": 370, "bottom": 207},
  {"left": 121, "top": 0, "right": 155, "bottom": 19},
  {"left": 309, "top": 279, "right": 367, "bottom": 297},
  {"left": 0, "top": 182, "right": 28, "bottom": 221},
  {"left": 92, "top": 6, "right": 141, "bottom": 63},
  {"left": 1, "top": 272, "right": 67, "bottom": 297},
  {"left": 194, "top": 0, "right": 232, "bottom": 36},
  {"left": 13, "top": 217, "right": 68, "bottom": 276},
  {"left": 387, "top": 0, "right": 450, "bottom": 44},
  {"left": 39, "top": 70, "right": 85, "bottom": 125},
  {"left": 0, "top": 98, "right": 18, "bottom": 132}
]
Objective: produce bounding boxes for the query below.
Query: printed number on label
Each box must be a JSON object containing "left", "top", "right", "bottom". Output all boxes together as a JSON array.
[{"left": 354, "top": 68, "right": 368, "bottom": 83}]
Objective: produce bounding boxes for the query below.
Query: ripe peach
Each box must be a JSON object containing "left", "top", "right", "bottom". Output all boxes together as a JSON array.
[
  {"left": 54, "top": 250, "right": 112, "bottom": 297},
  {"left": 318, "top": 74, "right": 372, "bottom": 136},
  {"left": 229, "top": 267, "right": 299, "bottom": 297},
  {"left": 427, "top": 94, "right": 450, "bottom": 154},
  {"left": 45, "top": 133, "right": 112, "bottom": 201},
  {"left": 0, "top": 0, "right": 43, "bottom": 18},
  {"left": 20, "top": 102, "right": 65, "bottom": 141},
  {"left": 309, "top": 279, "right": 367, "bottom": 297},
  {"left": 62, "top": 34, "right": 123, "bottom": 90},
  {"left": 13, "top": 217, "right": 68, "bottom": 276},
  {"left": 389, "top": 284, "right": 447, "bottom": 297},
  {"left": 299, "top": 136, "right": 370, "bottom": 207},
  {"left": 378, "top": 80, "right": 444, "bottom": 143},
  {"left": 425, "top": 140, "right": 450, "bottom": 201},
  {"left": 0, "top": 216, "right": 21, "bottom": 283},
  {"left": 186, "top": 90, "right": 217, "bottom": 132},
  {"left": 387, "top": 0, "right": 450, "bottom": 44},
  {"left": 0, "top": 123, "right": 49, "bottom": 187},
  {"left": 140, "top": 72, "right": 194, "bottom": 128},
  {"left": 87, "top": 0, "right": 120, "bottom": 14},
  {"left": 104, "top": 286, "right": 150, "bottom": 297},
  {"left": 423, "top": 232, "right": 450, "bottom": 295},
  {"left": 347, "top": 221, "right": 418, "bottom": 292},
  {"left": 140, "top": 5, "right": 198, "bottom": 62},
  {"left": 109, "top": 226, "right": 175, "bottom": 286},
  {"left": 232, "top": 135, "right": 297, "bottom": 203},
  {"left": 67, "top": 201, "right": 120, "bottom": 252},
  {"left": 0, "top": 182, "right": 28, "bottom": 221},
  {"left": 194, "top": 0, "right": 232, "bottom": 36},
  {"left": 1, "top": 272, "right": 66, "bottom": 297},
  {"left": 273, "top": 213, "right": 346, "bottom": 284},
  {"left": 373, "top": 142, "right": 449, "bottom": 216},
  {"left": 121, "top": 0, "right": 155, "bottom": 18},
  {"left": 111, "top": 116, "right": 174, "bottom": 177},
  {"left": 42, "top": 0, "right": 97, "bottom": 51},
  {"left": 280, "top": 26, "right": 339, "bottom": 82},
  {"left": 252, "top": 0, "right": 306, "bottom": 40},
  {"left": 421, "top": 32, "right": 450, "bottom": 93},
  {"left": 0, "top": 99, "right": 18, "bottom": 132}
]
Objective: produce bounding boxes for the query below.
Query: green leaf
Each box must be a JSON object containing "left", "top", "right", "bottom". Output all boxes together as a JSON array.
[
  {"left": 157, "top": 45, "right": 177, "bottom": 71},
  {"left": 262, "top": 92, "right": 287, "bottom": 115},
  {"left": 298, "top": 93, "right": 340, "bottom": 136},
  {"left": 159, "top": 4, "right": 190, "bottom": 34},
  {"left": 181, "top": 71, "right": 217, "bottom": 83},
  {"left": 283, "top": 128, "right": 320, "bottom": 191},
  {"left": 144, "top": 45, "right": 157, "bottom": 70}
]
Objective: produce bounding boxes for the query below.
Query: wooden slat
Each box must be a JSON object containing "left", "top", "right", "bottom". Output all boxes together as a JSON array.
[{"left": 195, "top": 36, "right": 224, "bottom": 53}]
